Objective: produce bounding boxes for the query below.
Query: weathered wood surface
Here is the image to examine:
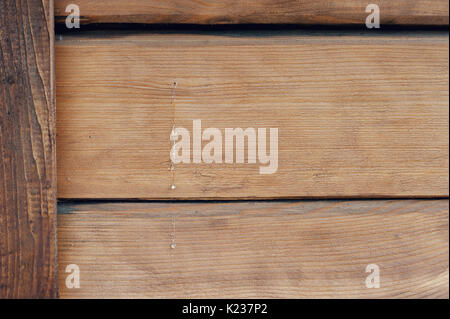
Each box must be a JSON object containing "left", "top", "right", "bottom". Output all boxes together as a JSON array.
[
  {"left": 54, "top": 0, "right": 449, "bottom": 25},
  {"left": 58, "top": 200, "right": 449, "bottom": 298},
  {"left": 0, "top": 0, "right": 57, "bottom": 298},
  {"left": 56, "top": 32, "right": 449, "bottom": 199}
]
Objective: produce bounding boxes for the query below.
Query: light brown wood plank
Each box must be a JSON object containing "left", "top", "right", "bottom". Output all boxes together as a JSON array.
[
  {"left": 0, "top": 0, "right": 57, "bottom": 298},
  {"left": 54, "top": 0, "right": 449, "bottom": 25},
  {"left": 57, "top": 200, "right": 449, "bottom": 298},
  {"left": 56, "top": 32, "right": 449, "bottom": 199}
]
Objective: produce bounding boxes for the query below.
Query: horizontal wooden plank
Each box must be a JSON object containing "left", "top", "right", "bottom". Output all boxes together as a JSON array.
[
  {"left": 57, "top": 199, "right": 449, "bottom": 298},
  {"left": 54, "top": 0, "right": 449, "bottom": 25},
  {"left": 55, "top": 32, "right": 449, "bottom": 199}
]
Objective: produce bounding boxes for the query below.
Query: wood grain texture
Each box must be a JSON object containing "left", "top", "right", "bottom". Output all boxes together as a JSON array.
[
  {"left": 56, "top": 32, "right": 449, "bottom": 199},
  {"left": 53, "top": 0, "right": 449, "bottom": 25},
  {"left": 0, "top": 0, "right": 57, "bottom": 298},
  {"left": 58, "top": 200, "right": 449, "bottom": 298}
]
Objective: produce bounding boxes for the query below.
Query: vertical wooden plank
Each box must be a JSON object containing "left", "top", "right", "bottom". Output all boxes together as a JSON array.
[{"left": 0, "top": 0, "right": 57, "bottom": 298}]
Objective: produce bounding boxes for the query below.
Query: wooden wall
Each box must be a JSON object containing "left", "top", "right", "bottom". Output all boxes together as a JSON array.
[{"left": 0, "top": 0, "right": 447, "bottom": 299}]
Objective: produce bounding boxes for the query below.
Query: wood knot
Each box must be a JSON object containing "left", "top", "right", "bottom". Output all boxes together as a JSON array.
[{"left": 4, "top": 75, "right": 15, "bottom": 84}]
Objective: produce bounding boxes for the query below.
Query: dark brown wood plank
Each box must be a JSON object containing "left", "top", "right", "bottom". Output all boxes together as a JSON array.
[
  {"left": 0, "top": 0, "right": 57, "bottom": 298},
  {"left": 58, "top": 200, "right": 449, "bottom": 298},
  {"left": 54, "top": 0, "right": 449, "bottom": 25}
]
